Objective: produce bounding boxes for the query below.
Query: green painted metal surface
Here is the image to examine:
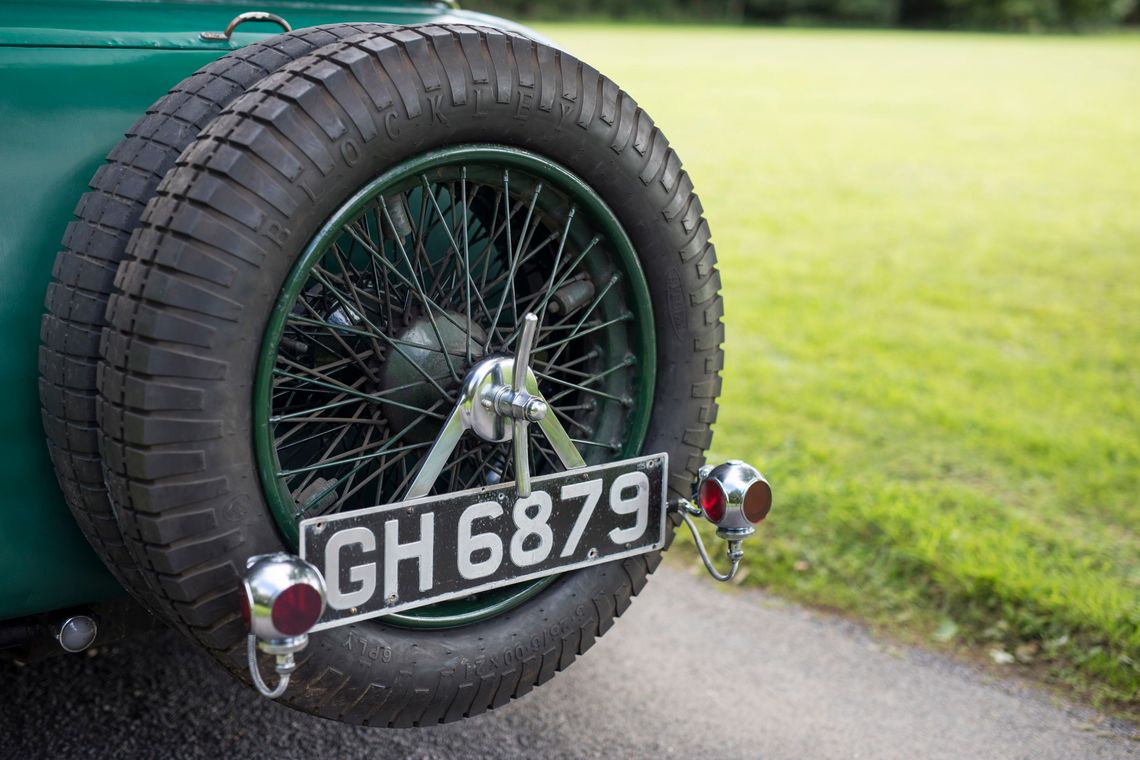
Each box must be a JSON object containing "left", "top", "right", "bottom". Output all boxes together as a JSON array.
[
  {"left": 0, "top": 1, "right": 541, "bottom": 48},
  {"left": 0, "top": 0, "right": 537, "bottom": 621}
]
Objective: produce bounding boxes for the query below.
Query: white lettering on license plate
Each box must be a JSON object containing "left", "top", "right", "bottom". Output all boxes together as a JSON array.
[{"left": 322, "top": 471, "right": 651, "bottom": 611}]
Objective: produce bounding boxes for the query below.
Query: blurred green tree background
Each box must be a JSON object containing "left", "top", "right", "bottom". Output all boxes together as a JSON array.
[{"left": 466, "top": 0, "right": 1138, "bottom": 30}]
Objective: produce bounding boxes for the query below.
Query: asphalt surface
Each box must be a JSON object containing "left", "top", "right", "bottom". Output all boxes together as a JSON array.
[{"left": 2, "top": 563, "right": 1135, "bottom": 760}]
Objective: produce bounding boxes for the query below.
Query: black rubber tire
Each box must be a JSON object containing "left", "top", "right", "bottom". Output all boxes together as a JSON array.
[
  {"left": 38, "top": 23, "right": 394, "bottom": 594},
  {"left": 99, "top": 25, "right": 723, "bottom": 726}
]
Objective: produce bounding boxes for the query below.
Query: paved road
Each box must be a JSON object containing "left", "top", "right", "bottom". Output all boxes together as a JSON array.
[{"left": 2, "top": 564, "right": 1135, "bottom": 759}]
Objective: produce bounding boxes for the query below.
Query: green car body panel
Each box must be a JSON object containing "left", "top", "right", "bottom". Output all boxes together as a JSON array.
[{"left": 0, "top": 0, "right": 539, "bottom": 620}]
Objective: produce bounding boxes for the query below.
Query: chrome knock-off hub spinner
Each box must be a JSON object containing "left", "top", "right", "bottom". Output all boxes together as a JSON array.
[
  {"left": 405, "top": 312, "right": 585, "bottom": 501},
  {"left": 457, "top": 355, "right": 547, "bottom": 444}
]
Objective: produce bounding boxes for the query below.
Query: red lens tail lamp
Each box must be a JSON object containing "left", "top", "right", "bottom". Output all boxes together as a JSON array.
[
  {"left": 676, "top": 460, "right": 773, "bottom": 582},
  {"left": 240, "top": 553, "right": 327, "bottom": 699},
  {"left": 697, "top": 461, "right": 772, "bottom": 536}
]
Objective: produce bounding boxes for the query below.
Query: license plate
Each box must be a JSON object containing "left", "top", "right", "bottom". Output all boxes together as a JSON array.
[{"left": 299, "top": 453, "right": 668, "bottom": 631}]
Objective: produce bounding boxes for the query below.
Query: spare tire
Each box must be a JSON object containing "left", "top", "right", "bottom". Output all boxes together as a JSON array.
[
  {"left": 98, "top": 25, "right": 723, "bottom": 725},
  {"left": 39, "top": 22, "right": 394, "bottom": 599}
]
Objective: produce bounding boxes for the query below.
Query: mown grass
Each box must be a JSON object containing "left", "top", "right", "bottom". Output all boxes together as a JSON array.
[{"left": 536, "top": 25, "right": 1140, "bottom": 714}]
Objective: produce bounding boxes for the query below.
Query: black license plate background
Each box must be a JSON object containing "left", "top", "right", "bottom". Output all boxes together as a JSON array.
[{"left": 300, "top": 453, "right": 667, "bottom": 631}]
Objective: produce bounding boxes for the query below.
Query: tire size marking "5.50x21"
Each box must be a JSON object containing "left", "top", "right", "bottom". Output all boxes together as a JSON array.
[{"left": 299, "top": 453, "right": 668, "bottom": 631}]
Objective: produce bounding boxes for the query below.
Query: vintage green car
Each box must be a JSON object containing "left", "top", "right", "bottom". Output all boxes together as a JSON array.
[{"left": 1, "top": 0, "right": 767, "bottom": 726}]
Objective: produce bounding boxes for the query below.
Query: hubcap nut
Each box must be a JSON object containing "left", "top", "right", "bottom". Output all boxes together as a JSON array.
[{"left": 525, "top": 398, "right": 548, "bottom": 421}]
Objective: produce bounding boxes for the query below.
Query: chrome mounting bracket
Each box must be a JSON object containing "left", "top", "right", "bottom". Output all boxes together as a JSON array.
[{"left": 405, "top": 312, "right": 586, "bottom": 500}]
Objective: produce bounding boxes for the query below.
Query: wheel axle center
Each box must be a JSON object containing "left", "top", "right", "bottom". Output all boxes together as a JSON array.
[{"left": 378, "top": 313, "right": 486, "bottom": 440}]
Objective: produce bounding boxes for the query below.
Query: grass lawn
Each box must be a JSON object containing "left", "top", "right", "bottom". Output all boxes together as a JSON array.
[{"left": 536, "top": 25, "right": 1140, "bottom": 714}]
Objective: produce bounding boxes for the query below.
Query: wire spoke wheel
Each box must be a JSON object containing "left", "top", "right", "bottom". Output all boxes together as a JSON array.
[{"left": 254, "top": 146, "right": 656, "bottom": 628}]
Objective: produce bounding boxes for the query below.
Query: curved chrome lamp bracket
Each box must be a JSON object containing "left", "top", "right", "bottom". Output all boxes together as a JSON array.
[{"left": 673, "top": 500, "right": 746, "bottom": 582}]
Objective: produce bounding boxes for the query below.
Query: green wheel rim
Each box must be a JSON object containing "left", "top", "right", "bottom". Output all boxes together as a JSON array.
[{"left": 254, "top": 145, "right": 655, "bottom": 628}]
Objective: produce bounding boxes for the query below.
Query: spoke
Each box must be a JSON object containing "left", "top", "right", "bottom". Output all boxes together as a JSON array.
[
  {"left": 310, "top": 268, "right": 452, "bottom": 400},
  {"left": 442, "top": 444, "right": 488, "bottom": 494},
  {"left": 476, "top": 190, "right": 505, "bottom": 292},
  {"left": 296, "top": 457, "right": 373, "bottom": 517},
  {"left": 535, "top": 360, "right": 631, "bottom": 396},
  {"left": 547, "top": 383, "right": 627, "bottom": 406},
  {"left": 570, "top": 438, "right": 621, "bottom": 451},
  {"left": 545, "top": 402, "right": 595, "bottom": 412},
  {"left": 273, "top": 367, "right": 381, "bottom": 407},
  {"left": 287, "top": 313, "right": 377, "bottom": 340},
  {"left": 461, "top": 169, "right": 473, "bottom": 364},
  {"left": 534, "top": 348, "right": 598, "bottom": 376},
  {"left": 293, "top": 398, "right": 447, "bottom": 514},
  {"left": 535, "top": 359, "right": 618, "bottom": 381},
  {"left": 533, "top": 206, "right": 576, "bottom": 327},
  {"left": 273, "top": 380, "right": 344, "bottom": 397},
  {"left": 289, "top": 400, "right": 374, "bottom": 495},
  {"left": 358, "top": 203, "right": 396, "bottom": 331},
  {"left": 538, "top": 372, "right": 627, "bottom": 405},
  {"left": 510, "top": 181, "right": 543, "bottom": 331},
  {"left": 390, "top": 454, "right": 426, "bottom": 500},
  {"left": 339, "top": 445, "right": 422, "bottom": 507},
  {"left": 480, "top": 227, "right": 560, "bottom": 294},
  {"left": 279, "top": 323, "right": 346, "bottom": 364},
  {"left": 543, "top": 274, "right": 621, "bottom": 368},
  {"left": 371, "top": 443, "right": 425, "bottom": 510},
  {"left": 273, "top": 366, "right": 444, "bottom": 421},
  {"left": 294, "top": 348, "right": 377, "bottom": 379},
  {"left": 343, "top": 220, "right": 466, "bottom": 334},
  {"left": 274, "top": 365, "right": 451, "bottom": 426},
  {"left": 280, "top": 402, "right": 445, "bottom": 424},
  {"left": 458, "top": 443, "right": 509, "bottom": 491},
  {"left": 531, "top": 440, "right": 562, "bottom": 473},
  {"left": 419, "top": 176, "right": 472, "bottom": 306},
  {"left": 279, "top": 440, "right": 427, "bottom": 478},
  {"left": 533, "top": 313, "right": 633, "bottom": 353},
  {"left": 484, "top": 170, "right": 515, "bottom": 352},
  {"left": 409, "top": 189, "right": 436, "bottom": 288},
  {"left": 274, "top": 382, "right": 374, "bottom": 422},
  {"left": 289, "top": 314, "right": 472, "bottom": 358},
  {"left": 325, "top": 245, "right": 389, "bottom": 367},
  {"left": 378, "top": 194, "right": 460, "bottom": 382},
  {"left": 511, "top": 233, "right": 601, "bottom": 343},
  {"left": 338, "top": 420, "right": 377, "bottom": 508},
  {"left": 272, "top": 371, "right": 368, "bottom": 446},
  {"left": 319, "top": 240, "right": 408, "bottom": 319},
  {"left": 276, "top": 419, "right": 357, "bottom": 452},
  {"left": 551, "top": 405, "right": 592, "bottom": 434},
  {"left": 276, "top": 415, "right": 387, "bottom": 425},
  {"left": 292, "top": 296, "right": 381, "bottom": 383}
]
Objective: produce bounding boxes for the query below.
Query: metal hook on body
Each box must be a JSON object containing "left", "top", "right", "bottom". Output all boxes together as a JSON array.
[{"left": 201, "top": 11, "right": 292, "bottom": 41}]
